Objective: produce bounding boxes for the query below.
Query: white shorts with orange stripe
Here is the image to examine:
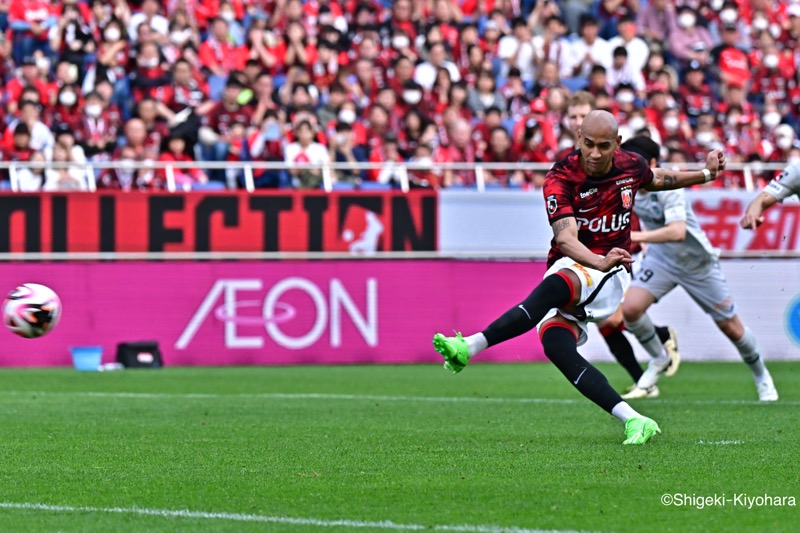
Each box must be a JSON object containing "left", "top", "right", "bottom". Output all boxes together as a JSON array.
[{"left": 536, "top": 256, "right": 631, "bottom": 346}]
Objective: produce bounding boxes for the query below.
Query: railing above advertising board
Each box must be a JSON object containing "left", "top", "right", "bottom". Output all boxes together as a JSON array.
[{"left": 0, "top": 162, "right": 797, "bottom": 258}]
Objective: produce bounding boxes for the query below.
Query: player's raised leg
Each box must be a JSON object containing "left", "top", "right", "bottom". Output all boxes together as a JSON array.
[
  {"left": 716, "top": 315, "right": 778, "bottom": 401},
  {"left": 432, "top": 271, "right": 575, "bottom": 373}
]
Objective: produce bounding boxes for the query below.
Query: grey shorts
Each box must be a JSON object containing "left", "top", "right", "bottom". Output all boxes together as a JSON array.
[{"left": 629, "top": 255, "right": 736, "bottom": 322}]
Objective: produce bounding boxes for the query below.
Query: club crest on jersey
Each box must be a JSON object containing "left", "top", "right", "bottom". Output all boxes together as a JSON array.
[
  {"left": 546, "top": 194, "right": 558, "bottom": 215},
  {"left": 620, "top": 187, "right": 633, "bottom": 209}
]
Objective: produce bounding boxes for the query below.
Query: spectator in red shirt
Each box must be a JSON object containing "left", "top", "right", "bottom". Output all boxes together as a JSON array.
[
  {"left": 5, "top": 55, "right": 51, "bottom": 116},
  {"left": 3, "top": 123, "right": 34, "bottom": 163},
  {"left": 199, "top": 17, "right": 246, "bottom": 100},
  {"left": 397, "top": 107, "right": 435, "bottom": 157},
  {"left": 9, "top": 0, "right": 55, "bottom": 65},
  {"left": 73, "top": 91, "right": 121, "bottom": 159},
  {"left": 434, "top": 118, "right": 477, "bottom": 186},
  {"left": 98, "top": 145, "right": 137, "bottom": 190},
  {"left": 273, "top": 20, "right": 318, "bottom": 75},
  {"left": 678, "top": 61, "right": 714, "bottom": 126},
  {"left": 751, "top": 42, "right": 794, "bottom": 107},
  {"left": 129, "top": 40, "right": 171, "bottom": 103},
  {"left": 481, "top": 126, "right": 523, "bottom": 187},
  {"left": 48, "top": 84, "right": 83, "bottom": 130},
  {"left": 159, "top": 59, "right": 213, "bottom": 116},
  {"left": 92, "top": 17, "right": 131, "bottom": 118},
  {"left": 368, "top": 132, "right": 405, "bottom": 183},
  {"left": 199, "top": 77, "right": 253, "bottom": 182},
  {"left": 408, "top": 144, "right": 440, "bottom": 188},
  {"left": 120, "top": 117, "right": 159, "bottom": 162},
  {"left": 160, "top": 133, "right": 209, "bottom": 189},
  {"left": 383, "top": 0, "right": 418, "bottom": 42},
  {"left": 710, "top": 24, "right": 751, "bottom": 91},
  {"left": 135, "top": 98, "right": 171, "bottom": 153}
]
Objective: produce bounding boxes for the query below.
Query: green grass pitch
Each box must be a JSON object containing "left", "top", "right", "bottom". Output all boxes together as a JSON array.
[{"left": 0, "top": 362, "right": 797, "bottom": 533}]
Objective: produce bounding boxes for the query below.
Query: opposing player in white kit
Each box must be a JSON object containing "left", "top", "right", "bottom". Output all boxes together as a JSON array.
[
  {"left": 620, "top": 137, "right": 779, "bottom": 401},
  {"left": 740, "top": 161, "right": 800, "bottom": 229}
]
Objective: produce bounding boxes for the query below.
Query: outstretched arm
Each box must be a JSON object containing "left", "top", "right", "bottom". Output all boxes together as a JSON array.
[
  {"left": 740, "top": 191, "right": 779, "bottom": 229},
  {"left": 552, "top": 217, "right": 634, "bottom": 272},
  {"left": 644, "top": 149, "right": 726, "bottom": 191},
  {"left": 631, "top": 221, "right": 686, "bottom": 243}
]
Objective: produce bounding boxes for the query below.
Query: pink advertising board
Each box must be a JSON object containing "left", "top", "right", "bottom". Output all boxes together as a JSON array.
[{"left": 0, "top": 261, "right": 549, "bottom": 367}]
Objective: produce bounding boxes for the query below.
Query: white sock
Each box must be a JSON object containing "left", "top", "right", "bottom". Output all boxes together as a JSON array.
[
  {"left": 465, "top": 332, "right": 488, "bottom": 357},
  {"left": 611, "top": 401, "right": 640, "bottom": 423},
  {"left": 625, "top": 314, "right": 666, "bottom": 360},
  {"left": 733, "top": 327, "right": 766, "bottom": 378}
]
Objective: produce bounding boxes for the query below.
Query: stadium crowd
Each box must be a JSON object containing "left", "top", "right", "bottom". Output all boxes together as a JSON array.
[{"left": 1, "top": 0, "right": 799, "bottom": 191}]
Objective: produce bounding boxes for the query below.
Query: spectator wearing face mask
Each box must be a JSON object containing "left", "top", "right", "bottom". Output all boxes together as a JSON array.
[
  {"left": 328, "top": 120, "right": 368, "bottom": 184},
  {"left": 760, "top": 102, "right": 783, "bottom": 135},
  {"left": 73, "top": 91, "right": 122, "bottom": 159},
  {"left": 47, "top": 85, "right": 83, "bottom": 129},
  {"left": 669, "top": 6, "right": 713, "bottom": 69},
  {"left": 637, "top": 0, "right": 677, "bottom": 44},
  {"left": 710, "top": 2, "right": 750, "bottom": 49},
  {"left": 245, "top": 112, "right": 289, "bottom": 188},
  {"left": 768, "top": 124, "right": 798, "bottom": 163},
  {"left": 129, "top": 41, "right": 171, "bottom": 103},
  {"left": 751, "top": 44, "right": 795, "bottom": 107}
]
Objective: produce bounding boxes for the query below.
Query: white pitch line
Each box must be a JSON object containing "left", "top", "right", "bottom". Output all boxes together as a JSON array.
[
  {"left": 697, "top": 440, "right": 745, "bottom": 445},
  {"left": 0, "top": 390, "right": 796, "bottom": 406},
  {"left": 0, "top": 502, "right": 593, "bottom": 533}
]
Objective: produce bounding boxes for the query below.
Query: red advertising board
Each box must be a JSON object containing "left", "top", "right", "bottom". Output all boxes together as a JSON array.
[{"left": 0, "top": 191, "right": 437, "bottom": 253}]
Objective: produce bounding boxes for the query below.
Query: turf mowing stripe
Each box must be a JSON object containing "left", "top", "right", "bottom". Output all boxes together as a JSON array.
[
  {"left": 0, "top": 502, "right": 592, "bottom": 533},
  {"left": 0, "top": 390, "right": 797, "bottom": 406}
]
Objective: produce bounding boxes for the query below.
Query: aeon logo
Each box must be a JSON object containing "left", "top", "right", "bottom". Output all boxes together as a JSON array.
[{"left": 176, "top": 278, "right": 378, "bottom": 350}]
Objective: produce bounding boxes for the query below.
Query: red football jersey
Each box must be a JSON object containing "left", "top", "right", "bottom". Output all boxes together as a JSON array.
[{"left": 543, "top": 149, "right": 653, "bottom": 268}]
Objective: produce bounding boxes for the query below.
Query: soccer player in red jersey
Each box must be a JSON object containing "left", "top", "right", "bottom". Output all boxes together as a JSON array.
[{"left": 433, "top": 110, "right": 726, "bottom": 444}]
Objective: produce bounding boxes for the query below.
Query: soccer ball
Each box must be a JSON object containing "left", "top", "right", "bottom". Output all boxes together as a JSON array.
[{"left": 2, "top": 283, "right": 62, "bottom": 339}]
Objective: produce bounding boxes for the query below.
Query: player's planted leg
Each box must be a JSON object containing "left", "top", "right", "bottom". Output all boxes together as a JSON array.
[
  {"left": 625, "top": 313, "right": 673, "bottom": 390},
  {"left": 540, "top": 325, "right": 660, "bottom": 445},
  {"left": 718, "top": 319, "right": 778, "bottom": 402},
  {"left": 433, "top": 274, "right": 574, "bottom": 372}
]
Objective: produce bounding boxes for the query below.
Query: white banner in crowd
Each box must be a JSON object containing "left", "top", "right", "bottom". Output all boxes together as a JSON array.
[{"left": 440, "top": 190, "right": 800, "bottom": 254}]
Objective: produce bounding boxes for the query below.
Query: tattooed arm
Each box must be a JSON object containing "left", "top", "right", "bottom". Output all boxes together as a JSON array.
[
  {"left": 644, "top": 149, "right": 726, "bottom": 191},
  {"left": 551, "top": 217, "right": 634, "bottom": 272}
]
